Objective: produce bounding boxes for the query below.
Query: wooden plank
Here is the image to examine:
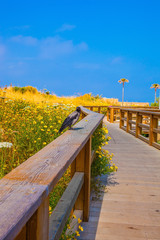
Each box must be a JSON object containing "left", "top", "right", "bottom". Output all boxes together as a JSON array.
[
  {"left": 138, "top": 134, "right": 149, "bottom": 143},
  {"left": 84, "top": 138, "right": 91, "bottom": 221},
  {"left": 49, "top": 172, "right": 84, "bottom": 240},
  {"left": 121, "top": 109, "right": 160, "bottom": 116},
  {"left": 122, "top": 117, "right": 127, "bottom": 121},
  {"left": 152, "top": 142, "right": 160, "bottom": 150},
  {"left": 153, "top": 115, "right": 160, "bottom": 119},
  {"left": 121, "top": 126, "right": 126, "bottom": 131},
  {"left": 110, "top": 108, "right": 114, "bottom": 123},
  {"left": 153, "top": 128, "right": 160, "bottom": 133},
  {"left": 138, "top": 123, "right": 150, "bottom": 129},
  {"left": 128, "top": 130, "right": 136, "bottom": 136},
  {"left": 128, "top": 120, "right": 136, "bottom": 125}
]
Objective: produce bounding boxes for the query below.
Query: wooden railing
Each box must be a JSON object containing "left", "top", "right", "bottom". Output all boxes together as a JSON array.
[
  {"left": 84, "top": 105, "right": 158, "bottom": 124},
  {"left": 120, "top": 108, "right": 160, "bottom": 150},
  {"left": 107, "top": 106, "right": 159, "bottom": 123},
  {"left": 0, "top": 107, "right": 104, "bottom": 240},
  {"left": 84, "top": 106, "right": 108, "bottom": 114}
]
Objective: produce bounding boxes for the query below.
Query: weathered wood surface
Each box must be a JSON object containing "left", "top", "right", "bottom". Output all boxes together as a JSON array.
[
  {"left": 0, "top": 106, "right": 104, "bottom": 240},
  {"left": 49, "top": 172, "right": 84, "bottom": 240},
  {"left": 79, "top": 120, "right": 160, "bottom": 240}
]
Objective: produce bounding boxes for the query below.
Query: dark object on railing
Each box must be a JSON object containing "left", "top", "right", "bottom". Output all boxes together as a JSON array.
[
  {"left": 59, "top": 107, "right": 81, "bottom": 133},
  {"left": 0, "top": 106, "right": 104, "bottom": 240}
]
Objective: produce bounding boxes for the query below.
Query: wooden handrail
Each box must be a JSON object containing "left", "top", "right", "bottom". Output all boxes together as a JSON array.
[
  {"left": 121, "top": 108, "right": 160, "bottom": 116},
  {"left": 0, "top": 106, "right": 104, "bottom": 240},
  {"left": 84, "top": 105, "right": 159, "bottom": 124},
  {"left": 85, "top": 106, "right": 158, "bottom": 124},
  {"left": 108, "top": 107, "right": 159, "bottom": 123},
  {"left": 120, "top": 109, "right": 160, "bottom": 150}
]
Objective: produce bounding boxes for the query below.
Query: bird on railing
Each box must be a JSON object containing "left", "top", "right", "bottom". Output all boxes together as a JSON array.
[{"left": 59, "top": 107, "right": 81, "bottom": 133}]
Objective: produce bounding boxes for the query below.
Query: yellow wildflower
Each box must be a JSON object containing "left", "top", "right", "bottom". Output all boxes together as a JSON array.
[
  {"left": 67, "top": 224, "right": 70, "bottom": 229},
  {"left": 75, "top": 231, "right": 80, "bottom": 237},
  {"left": 78, "top": 218, "right": 82, "bottom": 223}
]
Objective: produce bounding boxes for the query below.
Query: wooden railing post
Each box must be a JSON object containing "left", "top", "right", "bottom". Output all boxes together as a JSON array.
[
  {"left": 126, "top": 111, "right": 132, "bottom": 132},
  {"left": 98, "top": 106, "right": 101, "bottom": 113},
  {"left": 110, "top": 108, "right": 114, "bottom": 123},
  {"left": 136, "top": 113, "right": 142, "bottom": 138},
  {"left": 120, "top": 109, "right": 124, "bottom": 128},
  {"left": 26, "top": 197, "right": 49, "bottom": 240},
  {"left": 74, "top": 137, "right": 91, "bottom": 221},
  {"left": 15, "top": 197, "right": 49, "bottom": 240},
  {"left": 107, "top": 108, "right": 110, "bottom": 121},
  {"left": 149, "top": 114, "right": 158, "bottom": 145}
]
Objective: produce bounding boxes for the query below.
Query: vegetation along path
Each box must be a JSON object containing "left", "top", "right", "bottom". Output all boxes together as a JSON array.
[{"left": 79, "top": 119, "right": 160, "bottom": 240}]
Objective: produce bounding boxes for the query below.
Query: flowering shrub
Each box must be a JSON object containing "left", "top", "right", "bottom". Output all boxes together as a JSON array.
[{"left": 91, "top": 125, "right": 117, "bottom": 177}]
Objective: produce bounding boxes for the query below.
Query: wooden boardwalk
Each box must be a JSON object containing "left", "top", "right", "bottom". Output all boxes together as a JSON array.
[{"left": 79, "top": 119, "right": 160, "bottom": 240}]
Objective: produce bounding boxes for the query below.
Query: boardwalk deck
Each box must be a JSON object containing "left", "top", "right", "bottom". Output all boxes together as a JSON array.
[{"left": 79, "top": 119, "right": 160, "bottom": 240}]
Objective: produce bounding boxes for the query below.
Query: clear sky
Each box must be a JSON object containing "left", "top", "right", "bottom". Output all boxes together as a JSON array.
[{"left": 0, "top": 0, "right": 160, "bottom": 102}]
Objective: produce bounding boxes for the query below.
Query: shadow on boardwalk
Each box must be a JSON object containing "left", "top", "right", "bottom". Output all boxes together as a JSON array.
[{"left": 78, "top": 173, "right": 119, "bottom": 240}]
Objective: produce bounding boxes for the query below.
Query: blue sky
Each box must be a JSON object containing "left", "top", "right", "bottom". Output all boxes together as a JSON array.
[{"left": 0, "top": 0, "right": 160, "bottom": 102}]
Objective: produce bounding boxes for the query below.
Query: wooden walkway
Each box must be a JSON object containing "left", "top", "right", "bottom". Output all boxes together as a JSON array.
[{"left": 79, "top": 119, "right": 160, "bottom": 240}]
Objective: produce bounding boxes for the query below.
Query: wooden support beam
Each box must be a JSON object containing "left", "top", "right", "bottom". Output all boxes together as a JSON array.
[
  {"left": 152, "top": 142, "right": 160, "bottom": 150},
  {"left": 149, "top": 114, "right": 158, "bottom": 145},
  {"left": 120, "top": 110, "right": 124, "bottom": 128},
  {"left": 128, "top": 120, "right": 136, "bottom": 125},
  {"left": 49, "top": 173, "right": 84, "bottom": 240},
  {"left": 138, "top": 134, "right": 149, "bottom": 144},
  {"left": 75, "top": 137, "right": 91, "bottom": 221},
  {"left": 26, "top": 197, "right": 49, "bottom": 240},
  {"left": 107, "top": 109, "right": 109, "bottom": 121},
  {"left": 110, "top": 108, "right": 114, "bottom": 123},
  {"left": 136, "top": 113, "right": 142, "bottom": 138},
  {"left": 126, "top": 111, "right": 132, "bottom": 132}
]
